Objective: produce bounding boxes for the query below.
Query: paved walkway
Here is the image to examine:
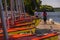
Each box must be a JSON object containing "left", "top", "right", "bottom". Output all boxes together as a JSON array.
[
  {"left": 36, "top": 20, "right": 60, "bottom": 40},
  {"left": 36, "top": 20, "right": 60, "bottom": 31}
]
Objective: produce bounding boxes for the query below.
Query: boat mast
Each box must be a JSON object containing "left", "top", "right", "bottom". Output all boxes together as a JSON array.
[
  {"left": 22, "top": 0, "right": 26, "bottom": 18},
  {"left": 4, "top": 0, "right": 10, "bottom": 29},
  {"left": 18, "top": 0, "right": 21, "bottom": 18},
  {"left": 10, "top": 0, "right": 15, "bottom": 27},
  {"left": 0, "top": 0, "right": 8, "bottom": 40}
]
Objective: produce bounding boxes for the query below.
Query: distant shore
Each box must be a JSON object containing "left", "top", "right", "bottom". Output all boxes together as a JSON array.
[{"left": 54, "top": 8, "right": 60, "bottom": 12}]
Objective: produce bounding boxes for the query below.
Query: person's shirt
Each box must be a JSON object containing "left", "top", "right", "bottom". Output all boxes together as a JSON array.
[
  {"left": 34, "top": 11, "right": 38, "bottom": 16},
  {"left": 34, "top": 11, "right": 38, "bottom": 17},
  {"left": 43, "top": 12, "right": 47, "bottom": 17}
]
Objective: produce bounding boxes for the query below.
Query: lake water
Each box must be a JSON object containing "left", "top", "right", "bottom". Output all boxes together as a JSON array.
[
  {"left": 47, "top": 12, "right": 60, "bottom": 23},
  {"left": 40, "top": 12, "right": 60, "bottom": 23}
]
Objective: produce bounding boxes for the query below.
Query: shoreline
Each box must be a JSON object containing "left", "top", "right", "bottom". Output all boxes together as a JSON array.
[{"left": 54, "top": 21, "right": 60, "bottom": 25}]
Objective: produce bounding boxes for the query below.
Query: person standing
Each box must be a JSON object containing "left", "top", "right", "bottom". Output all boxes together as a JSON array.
[
  {"left": 34, "top": 10, "right": 38, "bottom": 18},
  {"left": 42, "top": 11, "right": 47, "bottom": 24}
]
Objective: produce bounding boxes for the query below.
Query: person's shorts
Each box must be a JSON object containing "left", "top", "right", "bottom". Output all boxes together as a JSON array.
[
  {"left": 36, "top": 16, "right": 38, "bottom": 18},
  {"left": 43, "top": 17, "right": 47, "bottom": 21}
]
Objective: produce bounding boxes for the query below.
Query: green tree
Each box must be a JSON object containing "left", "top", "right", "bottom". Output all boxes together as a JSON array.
[
  {"left": 24, "top": 0, "right": 41, "bottom": 15},
  {"left": 39, "top": 5, "right": 54, "bottom": 12}
]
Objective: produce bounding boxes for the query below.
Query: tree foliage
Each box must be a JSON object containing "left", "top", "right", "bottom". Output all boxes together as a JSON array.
[
  {"left": 2, "top": 0, "right": 54, "bottom": 15},
  {"left": 39, "top": 5, "right": 54, "bottom": 12},
  {"left": 24, "top": 0, "right": 54, "bottom": 15},
  {"left": 24, "top": 0, "right": 41, "bottom": 15}
]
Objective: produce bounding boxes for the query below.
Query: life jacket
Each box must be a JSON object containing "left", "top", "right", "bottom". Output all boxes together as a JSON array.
[{"left": 43, "top": 12, "right": 47, "bottom": 16}]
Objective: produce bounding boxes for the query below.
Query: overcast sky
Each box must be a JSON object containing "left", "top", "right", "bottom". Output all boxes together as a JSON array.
[{"left": 41, "top": 0, "right": 60, "bottom": 8}]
